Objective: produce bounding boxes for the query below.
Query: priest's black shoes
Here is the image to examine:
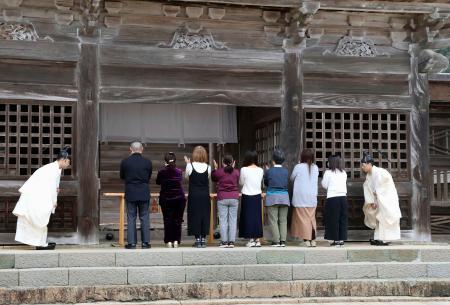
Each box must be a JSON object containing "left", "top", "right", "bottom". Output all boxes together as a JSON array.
[
  {"left": 125, "top": 244, "right": 136, "bottom": 249},
  {"left": 142, "top": 242, "right": 151, "bottom": 249},
  {"left": 36, "top": 242, "right": 56, "bottom": 250}
]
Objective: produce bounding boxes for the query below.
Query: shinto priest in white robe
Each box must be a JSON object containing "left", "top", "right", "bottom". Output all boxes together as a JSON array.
[
  {"left": 12, "top": 161, "right": 61, "bottom": 246},
  {"left": 363, "top": 165, "right": 402, "bottom": 241}
]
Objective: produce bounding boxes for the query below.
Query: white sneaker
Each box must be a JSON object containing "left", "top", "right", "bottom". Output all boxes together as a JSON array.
[
  {"left": 167, "top": 242, "right": 172, "bottom": 248},
  {"left": 310, "top": 240, "right": 317, "bottom": 247},
  {"left": 246, "top": 239, "right": 256, "bottom": 247},
  {"left": 254, "top": 240, "right": 261, "bottom": 247},
  {"left": 304, "top": 240, "right": 311, "bottom": 247},
  {"left": 173, "top": 241, "right": 178, "bottom": 248}
]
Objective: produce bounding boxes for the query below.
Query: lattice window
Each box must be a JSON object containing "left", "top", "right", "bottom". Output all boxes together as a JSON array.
[
  {"left": 304, "top": 110, "right": 410, "bottom": 180},
  {"left": 0, "top": 196, "right": 77, "bottom": 233},
  {"left": 0, "top": 101, "right": 75, "bottom": 178},
  {"left": 255, "top": 120, "right": 280, "bottom": 165}
]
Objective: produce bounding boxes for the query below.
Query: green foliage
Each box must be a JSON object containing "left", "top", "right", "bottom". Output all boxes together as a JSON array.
[{"left": 437, "top": 47, "right": 450, "bottom": 73}]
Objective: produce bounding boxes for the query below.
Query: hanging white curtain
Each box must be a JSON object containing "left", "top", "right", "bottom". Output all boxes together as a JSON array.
[{"left": 100, "top": 103, "right": 237, "bottom": 144}]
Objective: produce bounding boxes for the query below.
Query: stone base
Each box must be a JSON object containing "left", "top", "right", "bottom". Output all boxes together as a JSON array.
[{"left": 1, "top": 279, "right": 450, "bottom": 305}]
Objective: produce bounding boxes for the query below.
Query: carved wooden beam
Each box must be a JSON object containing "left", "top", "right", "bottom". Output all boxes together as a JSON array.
[
  {"left": 285, "top": 1, "right": 320, "bottom": 45},
  {"left": 320, "top": 0, "right": 450, "bottom": 14}
]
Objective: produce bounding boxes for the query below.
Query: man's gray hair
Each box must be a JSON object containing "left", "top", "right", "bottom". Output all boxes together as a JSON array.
[{"left": 130, "top": 141, "right": 143, "bottom": 152}]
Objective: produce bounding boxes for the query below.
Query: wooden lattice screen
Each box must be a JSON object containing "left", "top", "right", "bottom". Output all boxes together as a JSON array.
[
  {"left": 0, "top": 196, "right": 77, "bottom": 233},
  {"left": 0, "top": 100, "right": 77, "bottom": 234},
  {"left": 304, "top": 110, "right": 410, "bottom": 180},
  {"left": 0, "top": 100, "right": 75, "bottom": 177},
  {"left": 255, "top": 120, "right": 280, "bottom": 165}
]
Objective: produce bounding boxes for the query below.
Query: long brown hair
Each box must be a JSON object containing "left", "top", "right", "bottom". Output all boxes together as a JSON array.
[
  {"left": 192, "top": 146, "right": 208, "bottom": 163},
  {"left": 300, "top": 149, "right": 315, "bottom": 174}
]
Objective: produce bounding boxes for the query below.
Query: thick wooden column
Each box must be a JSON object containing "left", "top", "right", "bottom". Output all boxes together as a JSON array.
[
  {"left": 409, "top": 44, "right": 431, "bottom": 241},
  {"left": 280, "top": 43, "right": 305, "bottom": 173},
  {"left": 76, "top": 36, "right": 100, "bottom": 244}
]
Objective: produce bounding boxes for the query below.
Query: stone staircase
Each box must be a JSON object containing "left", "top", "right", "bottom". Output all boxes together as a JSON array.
[{"left": 1, "top": 245, "right": 450, "bottom": 304}]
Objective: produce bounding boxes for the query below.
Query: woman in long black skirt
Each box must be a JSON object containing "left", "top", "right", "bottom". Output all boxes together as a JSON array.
[
  {"left": 184, "top": 146, "right": 211, "bottom": 248},
  {"left": 321, "top": 154, "right": 348, "bottom": 246},
  {"left": 239, "top": 151, "right": 264, "bottom": 247}
]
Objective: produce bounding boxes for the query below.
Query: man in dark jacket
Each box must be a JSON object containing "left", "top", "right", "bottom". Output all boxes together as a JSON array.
[{"left": 120, "top": 141, "right": 152, "bottom": 249}]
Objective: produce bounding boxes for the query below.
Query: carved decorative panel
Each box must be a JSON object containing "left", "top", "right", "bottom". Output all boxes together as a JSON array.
[
  {"left": 158, "top": 29, "right": 228, "bottom": 50},
  {"left": 0, "top": 22, "right": 49, "bottom": 41},
  {"left": 332, "top": 36, "right": 378, "bottom": 57},
  {"left": 304, "top": 110, "right": 410, "bottom": 181},
  {"left": 0, "top": 101, "right": 75, "bottom": 178}
]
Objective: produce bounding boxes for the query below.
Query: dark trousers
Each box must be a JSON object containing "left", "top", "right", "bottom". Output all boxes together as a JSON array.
[
  {"left": 126, "top": 200, "right": 150, "bottom": 245},
  {"left": 160, "top": 199, "right": 186, "bottom": 244},
  {"left": 324, "top": 196, "right": 348, "bottom": 241}
]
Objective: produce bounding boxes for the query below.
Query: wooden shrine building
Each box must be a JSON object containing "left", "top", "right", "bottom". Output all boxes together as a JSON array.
[{"left": 0, "top": 0, "right": 449, "bottom": 244}]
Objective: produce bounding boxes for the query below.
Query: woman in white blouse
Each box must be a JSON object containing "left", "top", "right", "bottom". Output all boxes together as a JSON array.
[
  {"left": 321, "top": 153, "right": 348, "bottom": 247},
  {"left": 238, "top": 151, "right": 264, "bottom": 247}
]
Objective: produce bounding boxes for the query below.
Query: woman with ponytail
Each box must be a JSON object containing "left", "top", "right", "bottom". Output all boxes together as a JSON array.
[
  {"left": 212, "top": 155, "right": 240, "bottom": 248},
  {"left": 290, "top": 149, "right": 319, "bottom": 247},
  {"left": 156, "top": 152, "right": 186, "bottom": 248}
]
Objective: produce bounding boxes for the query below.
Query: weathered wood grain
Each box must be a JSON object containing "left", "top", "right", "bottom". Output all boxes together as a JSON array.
[
  {"left": 100, "top": 66, "right": 281, "bottom": 91},
  {"left": 304, "top": 75, "right": 410, "bottom": 96},
  {"left": 409, "top": 45, "right": 431, "bottom": 241},
  {"left": 100, "top": 87, "right": 281, "bottom": 107},
  {"left": 303, "top": 93, "right": 412, "bottom": 109},
  {"left": 100, "top": 45, "right": 283, "bottom": 71},
  {"left": 303, "top": 56, "right": 411, "bottom": 74},
  {"left": 0, "top": 60, "right": 76, "bottom": 85},
  {"left": 280, "top": 45, "right": 304, "bottom": 174},
  {"left": 0, "top": 41, "right": 79, "bottom": 62},
  {"left": 0, "top": 82, "right": 78, "bottom": 101},
  {"left": 76, "top": 40, "right": 100, "bottom": 244}
]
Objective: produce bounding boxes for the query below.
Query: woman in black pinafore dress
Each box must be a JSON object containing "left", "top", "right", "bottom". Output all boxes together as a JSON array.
[{"left": 185, "top": 146, "right": 211, "bottom": 248}]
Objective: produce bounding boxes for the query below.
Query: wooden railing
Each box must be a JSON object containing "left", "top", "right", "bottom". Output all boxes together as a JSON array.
[{"left": 103, "top": 193, "right": 265, "bottom": 247}]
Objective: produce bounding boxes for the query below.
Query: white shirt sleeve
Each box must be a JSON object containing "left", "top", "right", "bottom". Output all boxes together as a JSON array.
[
  {"left": 290, "top": 164, "right": 299, "bottom": 182},
  {"left": 321, "top": 170, "right": 329, "bottom": 190},
  {"left": 239, "top": 168, "right": 246, "bottom": 186},
  {"left": 185, "top": 163, "right": 193, "bottom": 179}
]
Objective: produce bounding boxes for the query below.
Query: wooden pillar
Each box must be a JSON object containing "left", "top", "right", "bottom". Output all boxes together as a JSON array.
[
  {"left": 280, "top": 42, "right": 305, "bottom": 174},
  {"left": 76, "top": 36, "right": 100, "bottom": 244},
  {"left": 409, "top": 44, "right": 431, "bottom": 241}
]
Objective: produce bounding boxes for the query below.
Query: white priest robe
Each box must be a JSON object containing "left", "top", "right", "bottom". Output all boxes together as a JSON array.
[
  {"left": 12, "top": 161, "right": 61, "bottom": 246},
  {"left": 363, "top": 165, "right": 402, "bottom": 241}
]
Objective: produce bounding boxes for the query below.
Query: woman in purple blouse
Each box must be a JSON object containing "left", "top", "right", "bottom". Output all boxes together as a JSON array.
[
  {"left": 212, "top": 155, "right": 240, "bottom": 248},
  {"left": 156, "top": 152, "right": 186, "bottom": 248}
]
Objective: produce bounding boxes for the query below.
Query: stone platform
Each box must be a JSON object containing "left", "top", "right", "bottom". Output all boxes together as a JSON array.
[{"left": 1, "top": 245, "right": 450, "bottom": 304}]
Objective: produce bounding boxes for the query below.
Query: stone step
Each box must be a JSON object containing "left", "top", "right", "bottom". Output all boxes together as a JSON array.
[
  {"left": 1, "top": 246, "right": 450, "bottom": 270},
  {"left": 1, "top": 262, "right": 450, "bottom": 287},
  {"left": 1, "top": 279, "right": 450, "bottom": 305}
]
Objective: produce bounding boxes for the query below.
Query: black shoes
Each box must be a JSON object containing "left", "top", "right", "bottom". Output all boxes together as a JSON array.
[
  {"left": 370, "top": 239, "right": 390, "bottom": 246},
  {"left": 142, "top": 242, "right": 151, "bottom": 249},
  {"left": 36, "top": 242, "right": 56, "bottom": 250},
  {"left": 125, "top": 244, "right": 136, "bottom": 249},
  {"left": 193, "top": 239, "right": 202, "bottom": 248}
]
